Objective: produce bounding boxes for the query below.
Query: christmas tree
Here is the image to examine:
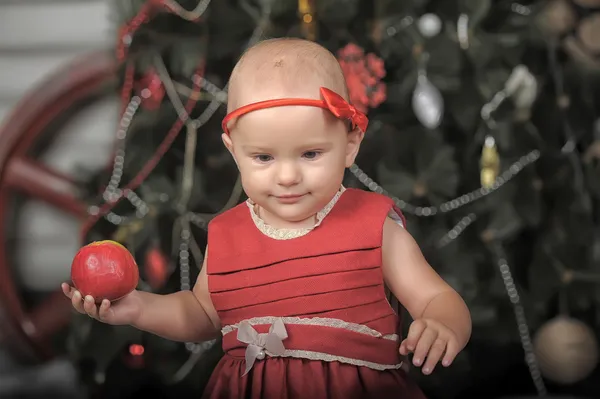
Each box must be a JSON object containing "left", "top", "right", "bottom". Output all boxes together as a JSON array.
[{"left": 73, "top": 0, "right": 600, "bottom": 397}]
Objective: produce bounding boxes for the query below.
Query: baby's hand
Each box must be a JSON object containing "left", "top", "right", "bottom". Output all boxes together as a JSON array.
[
  {"left": 399, "top": 319, "right": 460, "bottom": 375},
  {"left": 61, "top": 283, "right": 142, "bottom": 326}
]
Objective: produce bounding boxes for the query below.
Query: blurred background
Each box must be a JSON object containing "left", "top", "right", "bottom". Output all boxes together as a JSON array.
[{"left": 0, "top": 0, "right": 599, "bottom": 398}]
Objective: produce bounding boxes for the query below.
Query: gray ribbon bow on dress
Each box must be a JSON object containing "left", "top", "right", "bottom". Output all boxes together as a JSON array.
[{"left": 237, "top": 318, "right": 288, "bottom": 376}]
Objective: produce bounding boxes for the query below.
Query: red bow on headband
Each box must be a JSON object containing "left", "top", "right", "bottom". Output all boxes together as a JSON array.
[
  {"left": 221, "top": 87, "right": 369, "bottom": 135},
  {"left": 320, "top": 88, "right": 369, "bottom": 133}
]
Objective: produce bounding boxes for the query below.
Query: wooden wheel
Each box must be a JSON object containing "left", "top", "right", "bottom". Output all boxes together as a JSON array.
[{"left": 0, "top": 50, "right": 118, "bottom": 362}]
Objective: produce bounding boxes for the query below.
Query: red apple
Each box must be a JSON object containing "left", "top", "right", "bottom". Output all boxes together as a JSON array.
[{"left": 71, "top": 240, "right": 139, "bottom": 303}]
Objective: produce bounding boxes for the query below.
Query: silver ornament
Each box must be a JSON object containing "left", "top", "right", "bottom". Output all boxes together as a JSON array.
[
  {"left": 418, "top": 13, "right": 442, "bottom": 38},
  {"left": 504, "top": 65, "right": 538, "bottom": 110},
  {"left": 412, "top": 74, "right": 444, "bottom": 129}
]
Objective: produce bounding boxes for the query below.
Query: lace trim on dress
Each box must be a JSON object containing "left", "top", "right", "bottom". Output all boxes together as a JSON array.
[
  {"left": 247, "top": 186, "right": 404, "bottom": 240},
  {"left": 246, "top": 186, "right": 346, "bottom": 240},
  {"left": 222, "top": 316, "right": 403, "bottom": 374}
]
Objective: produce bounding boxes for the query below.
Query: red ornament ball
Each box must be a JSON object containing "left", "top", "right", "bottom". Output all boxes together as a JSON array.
[{"left": 71, "top": 240, "right": 139, "bottom": 303}]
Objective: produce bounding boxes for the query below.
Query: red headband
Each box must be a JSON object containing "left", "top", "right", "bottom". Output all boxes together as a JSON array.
[{"left": 221, "top": 87, "right": 368, "bottom": 135}]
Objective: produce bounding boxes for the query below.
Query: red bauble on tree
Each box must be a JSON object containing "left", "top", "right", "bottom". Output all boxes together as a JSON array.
[
  {"left": 136, "top": 68, "right": 166, "bottom": 110},
  {"left": 71, "top": 240, "right": 139, "bottom": 303}
]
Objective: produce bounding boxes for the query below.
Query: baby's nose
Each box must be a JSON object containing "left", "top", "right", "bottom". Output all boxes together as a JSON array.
[{"left": 276, "top": 161, "right": 301, "bottom": 186}]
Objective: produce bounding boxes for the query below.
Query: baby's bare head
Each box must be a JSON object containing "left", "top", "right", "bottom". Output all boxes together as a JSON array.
[{"left": 227, "top": 38, "right": 349, "bottom": 112}]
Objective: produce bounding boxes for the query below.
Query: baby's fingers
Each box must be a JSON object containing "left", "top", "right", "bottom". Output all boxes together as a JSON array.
[
  {"left": 404, "top": 320, "right": 427, "bottom": 352},
  {"left": 442, "top": 339, "right": 460, "bottom": 367},
  {"left": 413, "top": 328, "right": 437, "bottom": 367},
  {"left": 62, "top": 283, "right": 75, "bottom": 299},
  {"left": 83, "top": 295, "right": 99, "bottom": 318},
  {"left": 70, "top": 290, "right": 86, "bottom": 314},
  {"left": 98, "top": 299, "right": 113, "bottom": 321},
  {"left": 422, "top": 338, "right": 447, "bottom": 375}
]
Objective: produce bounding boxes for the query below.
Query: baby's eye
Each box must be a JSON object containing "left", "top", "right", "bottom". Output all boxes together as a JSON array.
[
  {"left": 254, "top": 154, "right": 273, "bottom": 163},
  {"left": 302, "top": 151, "right": 321, "bottom": 160}
]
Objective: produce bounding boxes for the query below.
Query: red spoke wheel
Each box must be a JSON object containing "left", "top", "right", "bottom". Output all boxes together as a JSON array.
[{"left": 0, "top": 51, "right": 118, "bottom": 362}]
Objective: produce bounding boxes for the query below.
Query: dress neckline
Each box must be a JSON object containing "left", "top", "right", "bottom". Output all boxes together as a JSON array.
[{"left": 246, "top": 186, "right": 346, "bottom": 240}]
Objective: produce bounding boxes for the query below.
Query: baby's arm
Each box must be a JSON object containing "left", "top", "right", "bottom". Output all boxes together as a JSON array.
[
  {"left": 382, "top": 219, "right": 471, "bottom": 372},
  {"left": 132, "top": 246, "right": 220, "bottom": 343}
]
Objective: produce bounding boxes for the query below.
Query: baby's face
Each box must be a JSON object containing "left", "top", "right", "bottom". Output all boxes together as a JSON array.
[{"left": 224, "top": 104, "right": 359, "bottom": 225}]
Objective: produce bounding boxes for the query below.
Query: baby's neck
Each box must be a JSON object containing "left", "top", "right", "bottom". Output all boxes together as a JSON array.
[{"left": 255, "top": 205, "right": 317, "bottom": 230}]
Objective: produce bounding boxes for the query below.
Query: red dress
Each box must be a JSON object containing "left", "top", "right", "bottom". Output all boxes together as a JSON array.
[{"left": 203, "top": 188, "right": 427, "bottom": 398}]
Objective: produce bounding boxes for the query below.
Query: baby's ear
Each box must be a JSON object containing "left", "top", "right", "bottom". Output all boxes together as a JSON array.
[
  {"left": 221, "top": 133, "right": 238, "bottom": 166},
  {"left": 221, "top": 133, "right": 234, "bottom": 153},
  {"left": 344, "top": 126, "right": 364, "bottom": 168}
]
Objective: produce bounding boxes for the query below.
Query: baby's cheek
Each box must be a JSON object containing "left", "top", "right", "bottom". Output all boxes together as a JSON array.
[
  {"left": 246, "top": 169, "right": 278, "bottom": 196},
  {"left": 309, "top": 170, "right": 343, "bottom": 196}
]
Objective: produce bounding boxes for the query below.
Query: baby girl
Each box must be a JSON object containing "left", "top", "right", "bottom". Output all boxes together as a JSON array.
[{"left": 63, "top": 38, "right": 471, "bottom": 398}]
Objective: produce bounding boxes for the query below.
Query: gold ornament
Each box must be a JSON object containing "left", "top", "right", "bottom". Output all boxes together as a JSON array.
[
  {"left": 533, "top": 316, "right": 599, "bottom": 384},
  {"left": 480, "top": 136, "right": 500, "bottom": 188},
  {"left": 298, "top": 0, "right": 317, "bottom": 41},
  {"left": 112, "top": 206, "right": 155, "bottom": 243}
]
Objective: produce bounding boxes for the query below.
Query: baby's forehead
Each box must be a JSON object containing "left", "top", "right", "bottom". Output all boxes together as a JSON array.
[
  {"left": 227, "top": 41, "right": 348, "bottom": 111},
  {"left": 230, "top": 70, "right": 338, "bottom": 108},
  {"left": 231, "top": 106, "right": 344, "bottom": 145}
]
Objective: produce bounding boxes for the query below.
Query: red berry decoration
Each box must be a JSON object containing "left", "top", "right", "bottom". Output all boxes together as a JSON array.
[
  {"left": 336, "top": 43, "right": 387, "bottom": 115},
  {"left": 71, "top": 240, "right": 139, "bottom": 303}
]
